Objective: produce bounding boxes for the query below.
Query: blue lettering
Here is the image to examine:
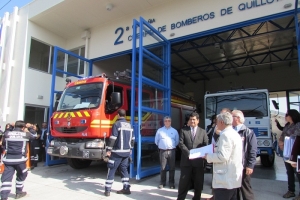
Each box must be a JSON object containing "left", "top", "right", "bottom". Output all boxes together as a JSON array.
[
  {"left": 261, "top": 0, "right": 266, "bottom": 5},
  {"left": 246, "top": 1, "right": 253, "bottom": 9},
  {"left": 192, "top": 17, "right": 197, "bottom": 23},
  {"left": 158, "top": 25, "right": 166, "bottom": 32},
  {"left": 239, "top": 3, "right": 246, "bottom": 11},
  {"left": 187, "top": 18, "right": 192, "bottom": 25},
  {"left": 171, "top": 23, "right": 175, "bottom": 30},
  {"left": 198, "top": 15, "right": 203, "bottom": 21},
  {"left": 221, "top": 8, "right": 227, "bottom": 16},
  {"left": 256, "top": 0, "right": 261, "bottom": 7},
  {"left": 210, "top": 12, "right": 215, "bottom": 19},
  {"left": 128, "top": 35, "right": 132, "bottom": 41},
  {"left": 203, "top": 13, "right": 210, "bottom": 20},
  {"left": 227, "top": 7, "right": 233, "bottom": 14},
  {"left": 267, "top": 0, "right": 274, "bottom": 3},
  {"left": 176, "top": 22, "right": 181, "bottom": 28}
]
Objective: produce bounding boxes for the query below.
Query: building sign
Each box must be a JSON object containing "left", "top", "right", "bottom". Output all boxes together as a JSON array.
[{"left": 113, "top": 0, "right": 281, "bottom": 45}]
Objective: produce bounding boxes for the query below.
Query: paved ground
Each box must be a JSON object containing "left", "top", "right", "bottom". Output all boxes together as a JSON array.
[{"left": 0, "top": 155, "right": 297, "bottom": 200}]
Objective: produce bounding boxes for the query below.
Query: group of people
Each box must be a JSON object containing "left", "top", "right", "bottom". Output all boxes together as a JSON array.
[
  {"left": 0, "top": 121, "right": 48, "bottom": 200},
  {"left": 155, "top": 109, "right": 257, "bottom": 200},
  {"left": 275, "top": 109, "right": 300, "bottom": 200}
]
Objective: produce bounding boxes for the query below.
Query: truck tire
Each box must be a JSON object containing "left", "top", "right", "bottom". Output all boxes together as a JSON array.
[
  {"left": 67, "top": 158, "right": 92, "bottom": 169},
  {"left": 260, "top": 154, "right": 275, "bottom": 167}
]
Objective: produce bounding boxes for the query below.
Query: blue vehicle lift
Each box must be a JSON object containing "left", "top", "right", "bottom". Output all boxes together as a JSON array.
[
  {"left": 130, "top": 17, "right": 171, "bottom": 180},
  {"left": 46, "top": 46, "right": 93, "bottom": 166}
]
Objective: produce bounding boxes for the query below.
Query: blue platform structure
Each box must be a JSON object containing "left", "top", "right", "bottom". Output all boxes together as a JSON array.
[
  {"left": 129, "top": 17, "right": 171, "bottom": 180},
  {"left": 46, "top": 46, "right": 93, "bottom": 166}
]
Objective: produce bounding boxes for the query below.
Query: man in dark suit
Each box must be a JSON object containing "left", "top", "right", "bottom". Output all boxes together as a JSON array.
[
  {"left": 39, "top": 122, "right": 48, "bottom": 162},
  {"left": 177, "top": 112, "right": 208, "bottom": 200}
]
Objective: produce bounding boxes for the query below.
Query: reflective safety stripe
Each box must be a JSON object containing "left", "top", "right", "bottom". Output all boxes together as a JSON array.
[
  {"left": 2, "top": 182, "right": 12, "bottom": 185},
  {"left": 76, "top": 112, "right": 82, "bottom": 117},
  {"left": 111, "top": 149, "right": 130, "bottom": 153},
  {"left": 6, "top": 138, "right": 29, "bottom": 142},
  {"left": 106, "top": 179, "right": 114, "bottom": 183},
  {"left": 22, "top": 169, "right": 28, "bottom": 173},
  {"left": 3, "top": 157, "right": 28, "bottom": 162},
  {"left": 109, "top": 136, "right": 117, "bottom": 140},
  {"left": 0, "top": 187, "right": 12, "bottom": 191},
  {"left": 83, "top": 111, "right": 90, "bottom": 117},
  {"left": 108, "top": 160, "right": 114, "bottom": 164},
  {"left": 16, "top": 181, "right": 24, "bottom": 184},
  {"left": 121, "top": 178, "right": 129, "bottom": 181}
]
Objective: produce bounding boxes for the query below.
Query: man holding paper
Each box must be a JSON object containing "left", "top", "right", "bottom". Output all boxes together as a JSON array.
[
  {"left": 204, "top": 112, "right": 243, "bottom": 200},
  {"left": 177, "top": 112, "right": 208, "bottom": 200}
]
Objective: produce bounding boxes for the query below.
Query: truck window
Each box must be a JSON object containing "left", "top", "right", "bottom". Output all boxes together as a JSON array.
[
  {"left": 57, "top": 83, "right": 103, "bottom": 111},
  {"left": 206, "top": 92, "right": 268, "bottom": 118},
  {"left": 126, "top": 89, "right": 152, "bottom": 117}
]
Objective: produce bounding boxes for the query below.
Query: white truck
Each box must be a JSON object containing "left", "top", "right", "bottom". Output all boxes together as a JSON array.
[{"left": 204, "top": 89, "right": 275, "bottom": 167}]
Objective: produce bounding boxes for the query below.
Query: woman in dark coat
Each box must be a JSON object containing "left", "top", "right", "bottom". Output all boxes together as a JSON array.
[{"left": 30, "top": 124, "right": 41, "bottom": 169}]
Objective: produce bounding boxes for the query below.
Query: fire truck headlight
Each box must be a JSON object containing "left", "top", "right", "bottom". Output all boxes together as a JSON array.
[
  {"left": 50, "top": 140, "right": 55, "bottom": 147},
  {"left": 263, "top": 140, "right": 270, "bottom": 146},
  {"left": 85, "top": 141, "right": 105, "bottom": 149}
]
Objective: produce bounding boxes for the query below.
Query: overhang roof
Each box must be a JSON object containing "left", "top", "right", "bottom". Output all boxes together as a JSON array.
[{"left": 28, "top": 0, "right": 298, "bottom": 84}]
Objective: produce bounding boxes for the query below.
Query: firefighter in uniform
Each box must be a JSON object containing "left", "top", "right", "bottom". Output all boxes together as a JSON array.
[
  {"left": 0, "top": 121, "right": 37, "bottom": 200},
  {"left": 104, "top": 109, "right": 135, "bottom": 197}
]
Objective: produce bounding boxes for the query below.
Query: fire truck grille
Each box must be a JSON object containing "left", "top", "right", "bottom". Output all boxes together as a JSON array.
[{"left": 55, "top": 126, "right": 87, "bottom": 134}]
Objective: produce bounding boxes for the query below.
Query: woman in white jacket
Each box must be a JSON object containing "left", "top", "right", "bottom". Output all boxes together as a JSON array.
[{"left": 204, "top": 112, "right": 243, "bottom": 200}]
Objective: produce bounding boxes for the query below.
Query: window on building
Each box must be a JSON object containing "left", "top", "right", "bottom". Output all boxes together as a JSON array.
[{"left": 29, "top": 38, "right": 85, "bottom": 77}]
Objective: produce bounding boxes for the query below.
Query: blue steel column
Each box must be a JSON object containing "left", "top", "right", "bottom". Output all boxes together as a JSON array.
[
  {"left": 46, "top": 46, "right": 67, "bottom": 166},
  {"left": 130, "top": 19, "right": 138, "bottom": 179},
  {"left": 137, "top": 19, "right": 144, "bottom": 180},
  {"left": 89, "top": 61, "right": 93, "bottom": 76},
  {"left": 295, "top": 0, "right": 300, "bottom": 71}
]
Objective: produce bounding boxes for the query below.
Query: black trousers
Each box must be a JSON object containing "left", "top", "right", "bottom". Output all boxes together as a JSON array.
[
  {"left": 284, "top": 161, "right": 300, "bottom": 193},
  {"left": 0, "top": 162, "right": 28, "bottom": 199},
  {"left": 39, "top": 140, "right": 45, "bottom": 162},
  {"left": 177, "top": 166, "right": 204, "bottom": 200},
  {"left": 214, "top": 188, "right": 237, "bottom": 200},
  {"left": 159, "top": 149, "right": 176, "bottom": 186},
  {"left": 237, "top": 169, "right": 255, "bottom": 200}
]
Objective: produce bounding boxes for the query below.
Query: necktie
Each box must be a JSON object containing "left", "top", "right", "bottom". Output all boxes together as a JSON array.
[{"left": 192, "top": 128, "right": 196, "bottom": 138}]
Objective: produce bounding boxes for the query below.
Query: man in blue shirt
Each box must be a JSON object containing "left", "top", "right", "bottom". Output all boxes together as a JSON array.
[{"left": 155, "top": 116, "right": 179, "bottom": 189}]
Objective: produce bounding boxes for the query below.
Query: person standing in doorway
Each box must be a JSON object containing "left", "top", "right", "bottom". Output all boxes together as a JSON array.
[
  {"left": 177, "top": 112, "right": 208, "bottom": 200},
  {"left": 39, "top": 122, "right": 48, "bottom": 162},
  {"left": 155, "top": 116, "right": 179, "bottom": 189},
  {"left": 232, "top": 110, "right": 257, "bottom": 200}
]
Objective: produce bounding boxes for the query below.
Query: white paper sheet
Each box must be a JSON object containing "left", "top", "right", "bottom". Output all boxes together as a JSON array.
[
  {"left": 297, "top": 155, "right": 300, "bottom": 172},
  {"left": 189, "top": 144, "right": 214, "bottom": 159}
]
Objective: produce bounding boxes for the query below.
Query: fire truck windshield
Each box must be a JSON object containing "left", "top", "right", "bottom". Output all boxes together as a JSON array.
[
  {"left": 206, "top": 92, "right": 268, "bottom": 118},
  {"left": 57, "top": 83, "right": 103, "bottom": 111}
]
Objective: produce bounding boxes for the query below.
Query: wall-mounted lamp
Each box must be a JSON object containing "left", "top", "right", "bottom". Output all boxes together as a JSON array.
[
  {"left": 106, "top": 3, "right": 113, "bottom": 11},
  {"left": 284, "top": 3, "right": 292, "bottom": 9},
  {"left": 37, "top": 95, "right": 43, "bottom": 99}
]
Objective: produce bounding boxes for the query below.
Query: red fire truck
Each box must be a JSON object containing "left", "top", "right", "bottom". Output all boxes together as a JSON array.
[{"left": 47, "top": 73, "right": 196, "bottom": 169}]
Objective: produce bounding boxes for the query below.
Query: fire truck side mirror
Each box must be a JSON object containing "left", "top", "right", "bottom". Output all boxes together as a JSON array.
[{"left": 111, "top": 92, "right": 121, "bottom": 106}]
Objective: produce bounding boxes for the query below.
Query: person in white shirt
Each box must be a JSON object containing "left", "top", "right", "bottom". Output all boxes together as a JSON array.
[{"left": 155, "top": 116, "right": 179, "bottom": 189}]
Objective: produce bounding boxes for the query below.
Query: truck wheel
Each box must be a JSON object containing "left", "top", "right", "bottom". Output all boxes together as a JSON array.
[
  {"left": 260, "top": 154, "right": 275, "bottom": 167},
  {"left": 67, "top": 158, "right": 92, "bottom": 169}
]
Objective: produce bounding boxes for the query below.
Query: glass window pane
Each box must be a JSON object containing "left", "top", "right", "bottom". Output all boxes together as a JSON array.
[
  {"left": 206, "top": 92, "right": 268, "bottom": 118},
  {"left": 56, "top": 51, "right": 65, "bottom": 77},
  {"left": 29, "top": 39, "right": 50, "bottom": 72},
  {"left": 24, "top": 106, "right": 46, "bottom": 126},
  {"left": 67, "top": 49, "right": 79, "bottom": 77}
]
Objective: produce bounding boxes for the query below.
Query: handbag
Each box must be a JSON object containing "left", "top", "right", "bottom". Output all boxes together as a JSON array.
[{"left": 283, "top": 136, "right": 295, "bottom": 159}]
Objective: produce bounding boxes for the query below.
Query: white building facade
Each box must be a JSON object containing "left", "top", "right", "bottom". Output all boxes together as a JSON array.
[{"left": 0, "top": 0, "right": 299, "bottom": 127}]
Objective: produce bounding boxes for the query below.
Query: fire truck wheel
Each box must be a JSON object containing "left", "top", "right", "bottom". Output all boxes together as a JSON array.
[
  {"left": 260, "top": 154, "right": 275, "bottom": 167},
  {"left": 67, "top": 158, "right": 92, "bottom": 169}
]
